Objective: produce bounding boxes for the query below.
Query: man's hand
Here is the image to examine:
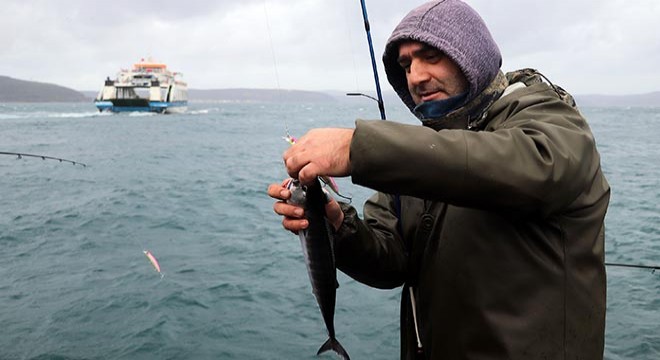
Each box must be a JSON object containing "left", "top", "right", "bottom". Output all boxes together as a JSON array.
[
  {"left": 268, "top": 179, "right": 345, "bottom": 234},
  {"left": 283, "top": 128, "right": 354, "bottom": 185}
]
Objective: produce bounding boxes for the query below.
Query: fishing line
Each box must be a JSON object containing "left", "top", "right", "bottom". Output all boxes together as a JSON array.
[
  {"left": 261, "top": 0, "right": 297, "bottom": 163},
  {"left": 262, "top": 0, "right": 352, "bottom": 203},
  {"left": 262, "top": 1, "right": 280, "bottom": 90},
  {"left": 342, "top": 0, "right": 362, "bottom": 92},
  {"left": 1, "top": 151, "right": 87, "bottom": 167},
  {"left": 261, "top": 0, "right": 293, "bottom": 138}
]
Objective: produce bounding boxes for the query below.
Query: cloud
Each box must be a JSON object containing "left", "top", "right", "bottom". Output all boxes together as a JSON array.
[
  {"left": 472, "top": 0, "right": 660, "bottom": 94},
  {"left": 1, "top": 0, "right": 658, "bottom": 94}
]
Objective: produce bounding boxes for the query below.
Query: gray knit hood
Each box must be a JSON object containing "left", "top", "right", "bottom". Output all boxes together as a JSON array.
[{"left": 383, "top": 0, "right": 502, "bottom": 113}]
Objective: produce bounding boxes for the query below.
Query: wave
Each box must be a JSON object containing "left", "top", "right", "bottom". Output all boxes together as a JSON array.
[
  {"left": 0, "top": 111, "right": 112, "bottom": 120},
  {"left": 128, "top": 112, "right": 156, "bottom": 117},
  {"left": 48, "top": 111, "right": 112, "bottom": 119},
  {"left": 188, "top": 109, "right": 212, "bottom": 115},
  {"left": 0, "top": 114, "right": 22, "bottom": 120}
]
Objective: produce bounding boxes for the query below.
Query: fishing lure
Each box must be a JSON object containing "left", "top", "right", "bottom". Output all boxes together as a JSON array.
[
  {"left": 283, "top": 133, "right": 297, "bottom": 146},
  {"left": 143, "top": 250, "right": 164, "bottom": 278}
]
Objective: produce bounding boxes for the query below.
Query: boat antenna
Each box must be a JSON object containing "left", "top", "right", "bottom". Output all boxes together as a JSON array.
[
  {"left": 0, "top": 151, "right": 87, "bottom": 167},
  {"left": 347, "top": 0, "right": 386, "bottom": 120}
]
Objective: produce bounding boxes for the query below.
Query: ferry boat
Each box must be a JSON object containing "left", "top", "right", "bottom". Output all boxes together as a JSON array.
[{"left": 94, "top": 58, "right": 188, "bottom": 113}]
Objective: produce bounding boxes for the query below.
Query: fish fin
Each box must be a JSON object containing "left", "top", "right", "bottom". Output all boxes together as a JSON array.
[{"left": 317, "top": 337, "right": 350, "bottom": 360}]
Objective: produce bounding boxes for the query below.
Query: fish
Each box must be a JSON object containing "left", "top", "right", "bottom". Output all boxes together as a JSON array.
[{"left": 287, "top": 178, "right": 350, "bottom": 360}]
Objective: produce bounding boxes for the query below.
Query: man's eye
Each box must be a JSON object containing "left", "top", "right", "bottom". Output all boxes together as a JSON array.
[
  {"left": 425, "top": 52, "right": 443, "bottom": 63},
  {"left": 399, "top": 61, "right": 411, "bottom": 72}
]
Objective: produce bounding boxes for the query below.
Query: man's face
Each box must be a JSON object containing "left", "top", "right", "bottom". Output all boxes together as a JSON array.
[{"left": 397, "top": 41, "right": 469, "bottom": 105}]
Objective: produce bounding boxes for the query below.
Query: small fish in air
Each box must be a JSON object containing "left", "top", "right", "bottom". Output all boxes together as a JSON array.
[{"left": 143, "top": 250, "right": 164, "bottom": 278}]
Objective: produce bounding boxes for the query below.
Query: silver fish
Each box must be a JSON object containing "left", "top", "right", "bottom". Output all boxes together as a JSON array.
[{"left": 288, "top": 178, "right": 350, "bottom": 360}]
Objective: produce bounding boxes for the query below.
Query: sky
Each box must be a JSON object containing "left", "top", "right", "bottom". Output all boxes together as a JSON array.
[{"left": 1, "top": 0, "right": 659, "bottom": 95}]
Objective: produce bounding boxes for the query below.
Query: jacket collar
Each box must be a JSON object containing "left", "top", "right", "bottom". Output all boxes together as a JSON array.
[{"left": 420, "top": 71, "right": 508, "bottom": 131}]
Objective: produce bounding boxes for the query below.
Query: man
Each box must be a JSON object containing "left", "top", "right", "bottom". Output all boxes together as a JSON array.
[{"left": 268, "top": 0, "right": 610, "bottom": 359}]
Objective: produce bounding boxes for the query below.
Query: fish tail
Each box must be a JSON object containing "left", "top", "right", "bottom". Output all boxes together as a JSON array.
[{"left": 317, "top": 337, "right": 350, "bottom": 360}]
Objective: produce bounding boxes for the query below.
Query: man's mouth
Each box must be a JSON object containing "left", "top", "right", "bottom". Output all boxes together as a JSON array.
[
  {"left": 419, "top": 90, "right": 444, "bottom": 102},
  {"left": 420, "top": 93, "right": 435, "bottom": 102}
]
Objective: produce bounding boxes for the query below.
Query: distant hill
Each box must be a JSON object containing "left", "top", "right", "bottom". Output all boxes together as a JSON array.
[
  {"left": 188, "top": 88, "right": 336, "bottom": 103},
  {"left": 3, "top": 75, "right": 660, "bottom": 107},
  {"left": 81, "top": 88, "right": 338, "bottom": 103},
  {"left": 193, "top": 89, "right": 660, "bottom": 107},
  {"left": 0, "top": 76, "right": 88, "bottom": 102},
  {"left": 575, "top": 92, "right": 660, "bottom": 107}
]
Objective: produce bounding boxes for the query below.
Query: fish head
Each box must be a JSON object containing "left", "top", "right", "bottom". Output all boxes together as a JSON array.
[{"left": 287, "top": 179, "right": 307, "bottom": 206}]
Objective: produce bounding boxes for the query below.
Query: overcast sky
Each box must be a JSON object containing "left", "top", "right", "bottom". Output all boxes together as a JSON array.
[{"left": 1, "top": 0, "right": 658, "bottom": 95}]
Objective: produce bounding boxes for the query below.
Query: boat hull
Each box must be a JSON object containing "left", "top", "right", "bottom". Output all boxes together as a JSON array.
[{"left": 95, "top": 100, "right": 188, "bottom": 114}]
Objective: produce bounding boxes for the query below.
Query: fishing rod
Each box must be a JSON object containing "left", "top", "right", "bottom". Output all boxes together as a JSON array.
[
  {"left": 0, "top": 151, "right": 87, "bottom": 167},
  {"left": 605, "top": 262, "right": 659, "bottom": 272},
  {"left": 347, "top": 0, "right": 387, "bottom": 120}
]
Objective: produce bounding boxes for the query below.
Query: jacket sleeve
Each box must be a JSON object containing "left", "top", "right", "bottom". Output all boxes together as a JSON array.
[
  {"left": 350, "top": 86, "right": 601, "bottom": 216},
  {"left": 333, "top": 191, "right": 408, "bottom": 289}
]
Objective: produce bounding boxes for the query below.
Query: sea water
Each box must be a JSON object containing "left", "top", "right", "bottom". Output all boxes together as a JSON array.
[{"left": 0, "top": 102, "right": 658, "bottom": 359}]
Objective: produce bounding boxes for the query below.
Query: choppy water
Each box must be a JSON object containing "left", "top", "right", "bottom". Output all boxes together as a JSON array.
[{"left": 0, "top": 102, "right": 658, "bottom": 359}]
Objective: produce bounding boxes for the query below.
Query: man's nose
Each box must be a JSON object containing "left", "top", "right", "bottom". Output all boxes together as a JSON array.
[{"left": 408, "top": 60, "right": 430, "bottom": 85}]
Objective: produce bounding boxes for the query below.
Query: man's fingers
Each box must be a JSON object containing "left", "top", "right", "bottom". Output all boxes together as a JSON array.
[
  {"left": 273, "top": 201, "right": 304, "bottom": 218},
  {"left": 298, "top": 163, "right": 321, "bottom": 186},
  {"left": 283, "top": 148, "right": 304, "bottom": 179},
  {"left": 282, "top": 217, "right": 308, "bottom": 233},
  {"left": 325, "top": 198, "right": 344, "bottom": 231},
  {"left": 267, "top": 183, "right": 290, "bottom": 200},
  {"left": 269, "top": 179, "right": 310, "bottom": 234}
]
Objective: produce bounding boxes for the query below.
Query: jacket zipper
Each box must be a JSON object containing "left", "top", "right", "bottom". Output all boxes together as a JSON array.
[{"left": 409, "top": 286, "right": 424, "bottom": 357}]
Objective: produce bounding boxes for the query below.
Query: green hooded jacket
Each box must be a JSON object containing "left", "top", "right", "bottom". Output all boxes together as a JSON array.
[{"left": 333, "top": 72, "right": 610, "bottom": 360}]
